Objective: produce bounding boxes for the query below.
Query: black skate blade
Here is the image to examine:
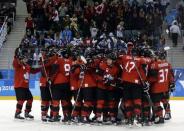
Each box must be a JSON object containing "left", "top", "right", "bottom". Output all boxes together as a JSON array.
[
  {"left": 25, "top": 117, "right": 34, "bottom": 121},
  {"left": 102, "top": 121, "right": 112, "bottom": 125},
  {"left": 14, "top": 118, "right": 25, "bottom": 122},
  {"left": 62, "top": 121, "right": 72, "bottom": 125},
  {"left": 142, "top": 122, "right": 153, "bottom": 126}
]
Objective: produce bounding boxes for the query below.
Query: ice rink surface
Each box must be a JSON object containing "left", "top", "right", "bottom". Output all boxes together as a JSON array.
[{"left": 0, "top": 100, "right": 184, "bottom": 131}]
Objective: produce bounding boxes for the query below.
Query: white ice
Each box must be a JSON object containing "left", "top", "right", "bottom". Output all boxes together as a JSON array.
[{"left": 0, "top": 100, "right": 184, "bottom": 131}]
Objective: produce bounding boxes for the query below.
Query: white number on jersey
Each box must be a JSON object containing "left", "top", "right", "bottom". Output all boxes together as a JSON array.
[
  {"left": 125, "top": 61, "right": 135, "bottom": 73},
  {"left": 159, "top": 69, "right": 168, "bottom": 83},
  {"left": 64, "top": 64, "right": 70, "bottom": 76}
]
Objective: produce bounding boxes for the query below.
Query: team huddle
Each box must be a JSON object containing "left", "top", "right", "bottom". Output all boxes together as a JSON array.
[{"left": 12, "top": 41, "right": 175, "bottom": 127}]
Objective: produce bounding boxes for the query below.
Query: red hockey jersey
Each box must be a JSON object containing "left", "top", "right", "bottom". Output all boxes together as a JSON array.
[
  {"left": 13, "top": 58, "right": 31, "bottom": 88},
  {"left": 39, "top": 55, "right": 58, "bottom": 87},
  {"left": 53, "top": 57, "right": 73, "bottom": 84},
  {"left": 96, "top": 61, "right": 119, "bottom": 90},
  {"left": 149, "top": 60, "right": 174, "bottom": 93},
  {"left": 119, "top": 55, "right": 147, "bottom": 84}
]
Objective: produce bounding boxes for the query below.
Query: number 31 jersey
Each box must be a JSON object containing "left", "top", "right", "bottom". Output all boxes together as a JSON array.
[
  {"left": 119, "top": 55, "right": 147, "bottom": 85},
  {"left": 149, "top": 60, "right": 173, "bottom": 93}
]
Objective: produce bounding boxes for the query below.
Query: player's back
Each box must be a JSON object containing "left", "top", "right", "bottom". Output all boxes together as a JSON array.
[
  {"left": 150, "top": 60, "right": 171, "bottom": 93},
  {"left": 120, "top": 55, "right": 144, "bottom": 84}
]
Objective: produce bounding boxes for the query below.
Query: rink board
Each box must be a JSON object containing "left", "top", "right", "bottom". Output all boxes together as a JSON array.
[{"left": 0, "top": 68, "right": 184, "bottom": 100}]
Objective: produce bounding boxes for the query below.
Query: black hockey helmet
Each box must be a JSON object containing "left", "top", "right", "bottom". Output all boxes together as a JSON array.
[
  {"left": 106, "top": 52, "right": 117, "bottom": 61},
  {"left": 155, "top": 50, "right": 167, "bottom": 60}
]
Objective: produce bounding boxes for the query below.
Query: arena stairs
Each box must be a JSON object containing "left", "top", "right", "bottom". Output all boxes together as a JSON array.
[{"left": 0, "top": 0, "right": 27, "bottom": 69}]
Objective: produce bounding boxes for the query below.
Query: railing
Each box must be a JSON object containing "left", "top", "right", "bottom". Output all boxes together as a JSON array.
[{"left": 0, "top": 16, "right": 8, "bottom": 49}]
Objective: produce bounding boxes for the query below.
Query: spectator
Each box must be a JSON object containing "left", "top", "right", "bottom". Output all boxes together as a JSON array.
[
  {"left": 83, "top": 36, "right": 93, "bottom": 47},
  {"left": 70, "top": 32, "right": 83, "bottom": 46},
  {"left": 90, "top": 21, "right": 98, "bottom": 38},
  {"left": 116, "top": 3, "right": 124, "bottom": 22},
  {"left": 80, "top": 0, "right": 87, "bottom": 10},
  {"left": 60, "top": 26, "right": 73, "bottom": 45},
  {"left": 20, "top": 0, "right": 170, "bottom": 52},
  {"left": 84, "top": 6, "right": 93, "bottom": 22},
  {"left": 156, "top": 35, "right": 166, "bottom": 50},
  {"left": 62, "top": 15, "right": 71, "bottom": 30},
  {"left": 160, "top": 0, "right": 170, "bottom": 17},
  {"left": 36, "top": 33, "right": 46, "bottom": 47},
  {"left": 116, "top": 21, "right": 124, "bottom": 39},
  {"left": 58, "top": 2, "right": 68, "bottom": 22},
  {"left": 177, "top": 5, "right": 184, "bottom": 36},
  {"left": 80, "top": 18, "right": 90, "bottom": 37},
  {"left": 54, "top": 32, "right": 63, "bottom": 46},
  {"left": 70, "top": 14, "right": 79, "bottom": 36},
  {"left": 153, "top": 8, "right": 163, "bottom": 37},
  {"left": 24, "top": 0, "right": 32, "bottom": 13},
  {"left": 170, "top": 21, "right": 181, "bottom": 47},
  {"left": 25, "top": 14, "right": 35, "bottom": 36},
  {"left": 137, "top": 9, "right": 146, "bottom": 31}
]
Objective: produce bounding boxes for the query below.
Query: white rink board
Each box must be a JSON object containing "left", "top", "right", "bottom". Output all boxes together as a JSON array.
[{"left": 0, "top": 100, "right": 184, "bottom": 131}]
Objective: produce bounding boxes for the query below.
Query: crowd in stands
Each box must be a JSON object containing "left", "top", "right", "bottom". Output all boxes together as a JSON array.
[
  {"left": 0, "top": 0, "right": 16, "bottom": 51},
  {"left": 21, "top": 0, "right": 171, "bottom": 51},
  {"left": 0, "top": 0, "right": 16, "bottom": 34},
  {"left": 176, "top": 2, "right": 184, "bottom": 49}
]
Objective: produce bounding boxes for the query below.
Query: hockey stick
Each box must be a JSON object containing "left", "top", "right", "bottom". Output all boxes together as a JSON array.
[
  {"left": 71, "top": 55, "right": 87, "bottom": 117},
  {"left": 71, "top": 66, "right": 85, "bottom": 117},
  {"left": 40, "top": 54, "right": 53, "bottom": 99},
  {"left": 130, "top": 53, "right": 155, "bottom": 120}
]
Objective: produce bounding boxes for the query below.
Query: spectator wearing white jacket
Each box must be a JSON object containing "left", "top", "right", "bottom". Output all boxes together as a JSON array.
[{"left": 170, "top": 21, "right": 181, "bottom": 47}]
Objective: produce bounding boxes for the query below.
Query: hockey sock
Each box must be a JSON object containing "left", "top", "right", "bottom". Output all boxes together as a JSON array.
[
  {"left": 16, "top": 100, "right": 25, "bottom": 113},
  {"left": 108, "top": 100, "right": 116, "bottom": 117},
  {"left": 143, "top": 102, "right": 150, "bottom": 118},
  {"left": 95, "top": 100, "right": 105, "bottom": 117},
  {"left": 52, "top": 100, "right": 60, "bottom": 117},
  {"left": 124, "top": 100, "right": 133, "bottom": 118},
  {"left": 133, "top": 99, "right": 142, "bottom": 116},
  {"left": 25, "top": 99, "right": 33, "bottom": 113},
  {"left": 72, "top": 101, "right": 82, "bottom": 117},
  {"left": 162, "top": 99, "right": 171, "bottom": 113},
  {"left": 61, "top": 100, "right": 72, "bottom": 116},
  {"left": 81, "top": 101, "right": 94, "bottom": 117},
  {"left": 41, "top": 101, "right": 50, "bottom": 116},
  {"left": 154, "top": 102, "right": 163, "bottom": 117}
]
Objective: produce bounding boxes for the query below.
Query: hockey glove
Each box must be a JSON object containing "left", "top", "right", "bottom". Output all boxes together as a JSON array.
[
  {"left": 170, "top": 83, "right": 175, "bottom": 92},
  {"left": 79, "top": 71, "right": 85, "bottom": 79},
  {"left": 104, "top": 74, "right": 114, "bottom": 86},
  {"left": 70, "top": 64, "right": 80, "bottom": 73},
  {"left": 80, "top": 64, "right": 87, "bottom": 72},
  {"left": 143, "top": 81, "right": 150, "bottom": 93},
  {"left": 46, "top": 79, "right": 52, "bottom": 87}
]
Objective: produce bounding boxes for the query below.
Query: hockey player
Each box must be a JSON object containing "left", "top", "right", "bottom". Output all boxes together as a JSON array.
[
  {"left": 80, "top": 55, "right": 98, "bottom": 123},
  {"left": 70, "top": 57, "right": 84, "bottom": 123},
  {"left": 39, "top": 51, "right": 58, "bottom": 122},
  {"left": 95, "top": 53, "right": 119, "bottom": 124},
  {"left": 49, "top": 51, "right": 73, "bottom": 122},
  {"left": 148, "top": 51, "right": 174, "bottom": 124},
  {"left": 138, "top": 47, "right": 154, "bottom": 126},
  {"left": 118, "top": 42, "right": 149, "bottom": 126},
  {"left": 13, "top": 49, "right": 37, "bottom": 120}
]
